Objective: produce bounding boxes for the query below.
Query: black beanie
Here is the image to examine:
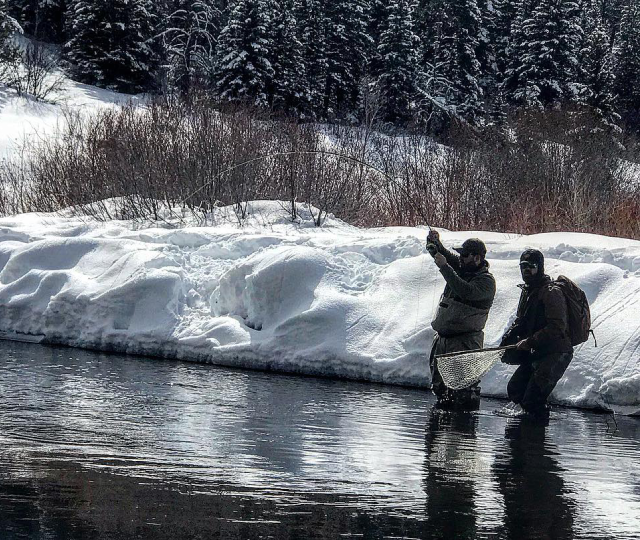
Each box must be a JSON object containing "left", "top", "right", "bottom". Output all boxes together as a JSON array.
[{"left": 520, "top": 249, "right": 545, "bottom": 274}]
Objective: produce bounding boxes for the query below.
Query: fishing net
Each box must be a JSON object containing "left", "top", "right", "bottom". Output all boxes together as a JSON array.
[{"left": 435, "top": 346, "right": 514, "bottom": 390}]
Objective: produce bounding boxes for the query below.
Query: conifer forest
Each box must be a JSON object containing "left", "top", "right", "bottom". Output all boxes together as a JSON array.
[
  {"left": 2, "top": 0, "right": 640, "bottom": 130},
  {"left": 1, "top": 0, "right": 639, "bottom": 238}
]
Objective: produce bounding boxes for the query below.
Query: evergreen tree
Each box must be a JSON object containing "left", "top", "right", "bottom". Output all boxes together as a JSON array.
[
  {"left": 270, "top": 0, "right": 306, "bottom": 113},
  {"left": 0, "top": 0, "right": 21, "bottom": 81},
  {"left": 377, "top": 0, "right": 423, "bottom": 123},
  {"left": 295, "top": 0, "right": 327, "bottom": 118},
  {"left": 475, "top": 0, "right": 502, "bottom": 122},
  {"left": 439, "top": 0, "right": 484, "bottom": 123},
  {"left": 579, "top": 1, "right": 619, "bottom": 128},
  {"left": 492, "top": 0, "right": 518, "bottom": 80},
  {"left": 1, "top": 0, "right": 18, "bottom": 39},
  {"left": 414, "top": 0, "right": 450, "bottom": 115},
  {"left": 7, "top": 0, "right": 65, "bottom": 42},
  {"left": 504, "top": 0, "right": 584, "bottom": 109},
  {"left": 475, "top": 0, "right": 493, "bottom": 79},
  {"left": 613, "top": 0, "right": 640, "bottom": 119},
  {"left": 64, "top": 0, "right": 158, "bottom": 93},
  {"left": 415, "top": 0, "right": 486, "bottom": 125},
  {"left": 213, "top": 0, "right": 274, "bottom": 108},
  {"left": 367, "top": 0, "right": 387, "bottom": 79},
  {"left": 600, "top": 0, "right": 626, "bottom": 44},
  {"left": 414, "top": 0, "right": 461, "bottom": 128},
  {"left": 414, "top": 0, "right": 444, "bottom": 65},
  {"left": 323, "top": 0, "right": 371, "bottom": 118}
]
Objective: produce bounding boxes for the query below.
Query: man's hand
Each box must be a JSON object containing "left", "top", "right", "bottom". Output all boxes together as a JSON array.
[
  {"left": 434, "top": 252, "right": 447, "bottom": 268},
  {"left": 427, "top": 230, "right": 440, "bottom": 243},
  {"left": 516, "top": 339, "right": 530, "bottom": 351}
]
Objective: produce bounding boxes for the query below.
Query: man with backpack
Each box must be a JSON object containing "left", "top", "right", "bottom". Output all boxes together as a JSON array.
[{"left": 500, "top": 249, "right": 585, "bottom": 420}]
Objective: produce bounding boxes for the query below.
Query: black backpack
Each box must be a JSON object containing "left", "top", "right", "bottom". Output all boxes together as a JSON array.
[{"left": 554, "top": 275, "right": 595, "bottom": 346}]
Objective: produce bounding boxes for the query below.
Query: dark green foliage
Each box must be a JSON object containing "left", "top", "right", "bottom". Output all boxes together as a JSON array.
[
  {"left": 0, "top": 0, "right": 21, "bottom": 78},
  {"left": 157, "top": 0, "right": 222, "bottom": 94},
  {"left": 295, "top": 0, "right": 327, "bottom": 118},
  {"left": 323, "top": 0, "right": 371, "bottom": 118},
  {"left": 377, "top": 0, "right": 423, "bottom": 123},
  {"left": 2, "top": 0, "right": 639, "bottom": 133},
  {"left": 366, "top": 0, "right": 387, "bottom": 78},
  {"left": 270, "top": 0, "right": 307, "bottom": 114},
  {"left": 64, "top": 0, "right": 158, "bottom": 93},
  {"left": 213, "top": 0, "right": 275, "bottom": 107},
  {"left": 504, "top": 0, "right": 584, "bottom": 109},
  {"left": 6, "top": 0, "right": 65, "bottom": 42},
  {"left": 491, "top": 0, "right": 518, "bottom": 80},
  {"left": 578, "top": 1, "right": 619, "bottom": 130},
  {"left": 614, "top": 0, "right": 640, "bottom": 119},
  {"left": 439, "top": 0, "right": 484, "bottom": 123}
]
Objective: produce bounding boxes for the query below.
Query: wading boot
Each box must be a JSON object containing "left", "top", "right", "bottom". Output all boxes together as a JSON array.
[{"left": 435, "top": 386, "right": 481, "bottom": 411}]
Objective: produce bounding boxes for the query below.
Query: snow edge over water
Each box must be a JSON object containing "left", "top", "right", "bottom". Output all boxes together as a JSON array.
[{"left": 0, "top": 201, "right": 639, "bottom": 415}]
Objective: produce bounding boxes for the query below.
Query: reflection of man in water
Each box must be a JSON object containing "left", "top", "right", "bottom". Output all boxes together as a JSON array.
[
  {"left": 493, "top": 421, "right": 574, "bottom": 539},
  {"left": 423, "top": 410, "right": 478, "bottom": 539}
]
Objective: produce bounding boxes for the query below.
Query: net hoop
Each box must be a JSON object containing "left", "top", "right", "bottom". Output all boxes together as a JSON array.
[{"left": 435, "top": 345, "right": 516, "bottom": 390}]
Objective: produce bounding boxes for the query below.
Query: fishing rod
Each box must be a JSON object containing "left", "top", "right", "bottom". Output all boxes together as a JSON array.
[
  {"left": 179, "top": 149, "right": 391, "bottom": 207},
  {"left": 177, "top": 149, "right": 434, "bottom": 230},
  {"left": 178, "top": 148, "right": 436, "bottom": 336}
]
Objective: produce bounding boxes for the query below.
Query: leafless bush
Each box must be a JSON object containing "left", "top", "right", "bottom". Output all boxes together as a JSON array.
[
  {"left": 4, "top": 99, "right": 381, "bottom": 226},
  {"left": 1, "top": 40, "right": 65, "bottom": 101},
  {"left": 2, "top": 99, "right": 638, "bottom": 239}
]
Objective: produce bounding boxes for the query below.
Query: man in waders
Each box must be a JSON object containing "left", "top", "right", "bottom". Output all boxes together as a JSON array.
[
  {"left": 427, "top": 232, "right": 496, "bottom": 409},
  {"left": 500, "top": 249, "right": 573, "bottom": 420}
]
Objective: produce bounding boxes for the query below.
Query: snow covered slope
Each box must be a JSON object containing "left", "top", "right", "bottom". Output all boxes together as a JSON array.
[
  {"left": 0, "top": 201, "right": 638, "bottom": 414},
  {"left": 0, "top": 80, "right": 140, "bottom": 159}
]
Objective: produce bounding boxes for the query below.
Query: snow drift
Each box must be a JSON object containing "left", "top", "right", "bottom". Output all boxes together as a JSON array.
[{"left": 0, "top": 201, "right": 638, "bottom": 415}]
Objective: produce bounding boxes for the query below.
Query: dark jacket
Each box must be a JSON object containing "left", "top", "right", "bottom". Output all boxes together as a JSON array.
[
  {"left": 430, "top": 241, "right": 496, "bottom": 337},
  {"left": 501, "top": 274, "right": 573, "bottom": 354}
]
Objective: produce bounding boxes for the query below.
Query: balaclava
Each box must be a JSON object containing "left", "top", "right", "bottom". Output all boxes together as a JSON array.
[{"left": 520, "top": 248, "right": 545, "bottom": 275}]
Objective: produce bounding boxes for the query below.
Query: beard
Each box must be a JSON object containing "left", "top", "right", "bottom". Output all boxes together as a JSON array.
[{"left": 461, "top": 259, "right": 480, "bottom": 272}]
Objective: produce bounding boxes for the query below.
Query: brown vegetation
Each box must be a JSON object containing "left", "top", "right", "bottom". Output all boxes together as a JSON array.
[{"left": 1, "top": 98, "right": 638, "bottom": 239}]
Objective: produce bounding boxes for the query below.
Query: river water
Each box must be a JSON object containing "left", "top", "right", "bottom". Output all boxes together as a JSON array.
[{"left": 0, "top": 341, "right": 638, "bottom": 540}]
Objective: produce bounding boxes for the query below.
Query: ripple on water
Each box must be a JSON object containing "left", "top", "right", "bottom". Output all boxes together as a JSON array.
[{"left": 0, "top": 340, "right": 638, "bottom": 540}]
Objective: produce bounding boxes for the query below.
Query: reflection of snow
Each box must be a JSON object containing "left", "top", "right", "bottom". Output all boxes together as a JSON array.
[
  {"left": 0, "top": 344, "right": 638, "bottom": 536},
  {"left": 0, "top": 201, "right": 639, "bottom": 414},
  {"left": 551, "top": 415, "right": 640, "bottom": 539}
]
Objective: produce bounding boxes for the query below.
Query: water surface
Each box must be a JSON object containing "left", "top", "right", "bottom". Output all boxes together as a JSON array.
[{"left": 0, "top": 341, "right": 638, "bottom": 539}]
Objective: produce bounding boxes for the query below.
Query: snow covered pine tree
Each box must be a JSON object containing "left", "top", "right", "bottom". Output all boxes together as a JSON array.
[{"left": 64, "top": 0, "right": 157, "bottom": 93}]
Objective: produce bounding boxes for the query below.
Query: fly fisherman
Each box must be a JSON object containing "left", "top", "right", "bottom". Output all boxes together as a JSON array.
[
  {"left": 500, "top": 249, "right": 573, "bottom": 420},
  {"left": 427, "top": 232, "right": 496, "bottom": 409}
]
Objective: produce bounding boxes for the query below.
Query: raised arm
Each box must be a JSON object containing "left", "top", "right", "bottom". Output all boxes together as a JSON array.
[
  {"left": 427, "top": 230, "right": 460, "bottom": 270},
  {"left": 438, "top": 265, "right": 496, "bottom": 304}
]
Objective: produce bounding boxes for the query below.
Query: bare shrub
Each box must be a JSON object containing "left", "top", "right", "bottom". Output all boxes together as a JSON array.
[
  {"left": 2, "top": 99, "right": 638, "bottom": 239},
  {"left": 1, "top": 40, "right": 65, "bottom": 101}
]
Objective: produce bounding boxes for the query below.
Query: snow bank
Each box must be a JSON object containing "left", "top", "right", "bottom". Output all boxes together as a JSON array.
[{"left": 0, "top": 200, "right": 638, "bottom": 415}]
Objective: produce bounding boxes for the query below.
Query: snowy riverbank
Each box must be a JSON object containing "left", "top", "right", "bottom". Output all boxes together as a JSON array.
[{"left": 0, "top": 201, "right": 638, "bottom": 415}]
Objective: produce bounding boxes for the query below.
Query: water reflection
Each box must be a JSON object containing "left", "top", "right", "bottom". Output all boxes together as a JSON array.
[
  {"left": 0, "top": 341, "right": 639, "bottom": 539},
  {"left": 494, "top": 420, "right": 575, "bottom": 540},
  {"left": 424, "top": 409, "right": 479, "bottom": 539}
]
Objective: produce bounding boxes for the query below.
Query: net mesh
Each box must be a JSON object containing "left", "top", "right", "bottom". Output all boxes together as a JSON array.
[{"left": 436, "top": 348, "right": 510, "bottom": 390}]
